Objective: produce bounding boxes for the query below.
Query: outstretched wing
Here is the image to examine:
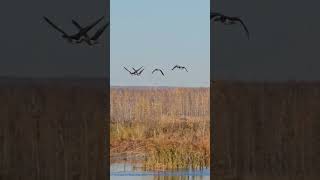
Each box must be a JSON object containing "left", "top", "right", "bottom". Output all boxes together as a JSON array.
[
  {"left": 85, "top": 16, "right": 105, "bottom": 30},
  {"left": 71, "top": 20, "right": 91, "bottom": 39},
  {"left": 123, "top": 67, "right": 132, "bottom": 74},
  {"left": 91, "top": 22, "right": 109, "bottom": 41},
  {"left": 183, "top": 67, "right": 188, "bottom": 72},
  {"left": 71, "top": 19, "right": 82, "bottom": 29},
  {"left": 210, "top": 12, "right": 223, "bottom": 20},
  {"left": 43, "top": 16, "right": 68, "bottom": 36},
  {"left": 172, "top": 65, "right": 178, "bottom": 70},
  {"left": 152, "top": 69, "right": 157, "bottom": 74},
  {"left": 138, "top": 69, "right": 144, "bottom": 75},
  {"left": 159, "top": 70, "right": 165, "bottom": 76},
  {"left": 134, "top": 66, "right": 143, "bottom": 73},
  {"left": 231, "top": 17, "right": 250, "bottom": 39},
  {"left": 71, "top": 16, "right": 105, "bottom": 39}
]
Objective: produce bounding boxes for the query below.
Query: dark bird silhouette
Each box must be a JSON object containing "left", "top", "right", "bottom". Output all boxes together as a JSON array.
[
  {"left": 123, "top": 66, "right": 144, "bottom": 76},
  {"left": 136, "top": 68, "right": 144, "bottom": 76},
  {"left": 43, "top": 16, "right": 104, "bottom": 43},
  {"left": 132, "top": 66, "right": 144, "bottom": 74},
  {"left": 172, "top": 65, "right": 188, "bottom": 72},
  {"left": 210, "top": 12, "right": 250, "bottom": 39},
  {"left": 123, "top": 67, "right": 137, "bottom": 75},
  {"left": 72, "top": 20, "right": 109, "bottom": 45},
  {"left": 152, "top": 69, "right": 165, "bottom": 76}
]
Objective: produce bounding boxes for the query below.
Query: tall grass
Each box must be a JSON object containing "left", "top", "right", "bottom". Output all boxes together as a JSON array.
[
  {"left": 110, "top": 87, "right": 210, "bottom": 170},
  {"left": 0, "top": 79, "right": 107, "bottom": 180},
  {"left": 211, "top": 81, "right": 320, "bottom": 177}
]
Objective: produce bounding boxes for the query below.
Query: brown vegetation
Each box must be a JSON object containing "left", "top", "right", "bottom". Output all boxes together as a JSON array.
[
  {"left": 212, "top": 81, "right": 320, "bottom": 178},
  {"left": 0, "top": 80, "right": 108, "bottom": 180},
  {"left": 110, "top": 87, "right": 210, "bottom": 170}
]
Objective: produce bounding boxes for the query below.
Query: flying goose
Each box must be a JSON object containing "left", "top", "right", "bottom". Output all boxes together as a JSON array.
[
  {"left": 132, "top": 66, "right": 144, "bottom": 74},
  {"left": 210, "top": 12, "right": 250, "bottom": 39},
  {"left": 172, "top": 65, "right": 188, "bottom": 72},
  {"left": 136, "top": 68, "right": 144, "bottom": 76},
  {"left": 123, "top": 67, "right": 137, "bottom": 75},
  {"left": 152, "top": 69, "right": 165, "bottom": 76},
  {"left": 72, "top": 20, "right": 109, "bottom": 45},
  {"left": 43, "top": 16, "right": 104, "bottom": 43}
]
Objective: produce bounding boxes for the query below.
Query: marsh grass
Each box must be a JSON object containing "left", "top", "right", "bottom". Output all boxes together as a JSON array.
[{"left": 110, "top": 87, "right": 210, "bottom": 170}]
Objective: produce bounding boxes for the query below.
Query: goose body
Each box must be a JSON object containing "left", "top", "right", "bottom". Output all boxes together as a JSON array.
[
  {"left": 152, "top": 69, "right": 165, "bottom": 76},
  {"left": 172, "top": 65, "right": 188, "bottom": 72},
  {"left": 210, "top": 12, "right": 250, "bottom": 39}
]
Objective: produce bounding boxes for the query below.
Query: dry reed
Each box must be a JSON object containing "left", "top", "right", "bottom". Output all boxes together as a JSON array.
[{"left": 110, "top": 87, "right": 210, "bottom": 170}]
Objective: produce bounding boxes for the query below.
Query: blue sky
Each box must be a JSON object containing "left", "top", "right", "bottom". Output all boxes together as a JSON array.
[{"left": 110, "top": 0, "right": 210, "bottom": 87}]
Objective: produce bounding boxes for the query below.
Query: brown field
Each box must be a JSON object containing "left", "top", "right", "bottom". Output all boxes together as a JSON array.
[
  {"left": 110, "top": 87, "right": 210, "bottom": 170},
  {"left": 0, "top": 79, "right": 108, "bottom": 180},
  {"left": 212, "top": 81, "right": 320, "bottom": 178},
  {"left": 4, "top": 78, "right": 320, "bottom": 178}
]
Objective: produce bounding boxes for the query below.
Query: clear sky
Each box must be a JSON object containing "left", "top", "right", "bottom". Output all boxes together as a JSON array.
[{"left": 110, "top": 0, "right": 210, "bottom": 87}]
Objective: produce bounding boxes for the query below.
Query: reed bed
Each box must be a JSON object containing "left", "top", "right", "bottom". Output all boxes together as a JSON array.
[
  {"left": 211, "top": 81, "right": 320, "bottom": 177},
  {"left": 110, "top": 87, "right": 210, "bottom": 170},
  {"left": 0, "top": 79, "right": 107, "bottom": 180}
]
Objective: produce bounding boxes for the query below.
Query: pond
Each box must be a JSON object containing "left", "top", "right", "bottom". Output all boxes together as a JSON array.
[{"left": 110, "top": 163, "right": 210, "bottom": 180}]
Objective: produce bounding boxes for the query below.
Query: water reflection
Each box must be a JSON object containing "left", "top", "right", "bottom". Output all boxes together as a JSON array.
[
  {"left": 110, "top": 163, "right": 210, "bottom": 180},
  {"left": 111, "top": 176, "right": 209, "bottom": 180}
]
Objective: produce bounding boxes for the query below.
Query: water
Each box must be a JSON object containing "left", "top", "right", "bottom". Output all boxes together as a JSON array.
[{"left": 110, "top": 163, "right": 210, "bottom": 180}]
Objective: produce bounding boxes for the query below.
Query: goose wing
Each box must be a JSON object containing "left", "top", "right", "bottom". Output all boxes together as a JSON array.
[
  {"left": 159, "top": 70, "right": 165, "bottom": 76},
  {"left": 172, "top": 65, "right": 178, "bottom": 70},
  {"left": 123, "top": 67, "right": 133, "bottom": 73},
  {"left": 135, "top": 66, "right": 143, "bottom": 72},
  {"left": 43, "top": 17, "right": 69, "bottom": 36},
  {"left": 152, "top": 69, "right": 157, "bottom": 74},
  {"left": 71, "top": 20, "right": 91, "bottom": 39},
  {"left": 71, "top": 19, "right": 82, "bottom": 29},
  {"left": 183, "top": 67, "right": 188, "bottom": 72},
  {"left": 91, "top": 22, "right": 109, "bottom": 41},
  {"left": 86, "top": 16, "right": 105, "bottom": 30},
  {"left": 230, "top": 17, "right": 250, "bottom": 39},
  {"left": 138, "top": 69, "right": 144, "bottom": 75},
  {"left": 71, "top": 16, "right": 105, "bottom": 39},
  {"left": 210, "top": 12, "right": 223, "bottom": 20}
]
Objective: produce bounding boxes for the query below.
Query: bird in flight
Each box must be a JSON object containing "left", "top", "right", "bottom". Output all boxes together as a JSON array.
[
  {"left": 124, "top": 67, "right": 137, "bottom": 75},
  {"left": 72, "top": 19, "right": 109, "bottom": 45},
  {"left": 152, "top": 69, "right": 165, "bottom": 76},
  {"left": 136, "top": 68, "right": 144, "bottom": 76},
  {"left": 210, "top": 12, "right": 250, "bottom": 39},
  {"left": 172, "top": 65, "right": 188, "bottom": 72},
  {"left": 123, "top": 66, "right": 144, "bottom": 76},
  {"left": 43, "top": 16, "right": 104, "bottom": 43},
  {"left": 132, "top": 66, "right": 144, "bottom": 74}
]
